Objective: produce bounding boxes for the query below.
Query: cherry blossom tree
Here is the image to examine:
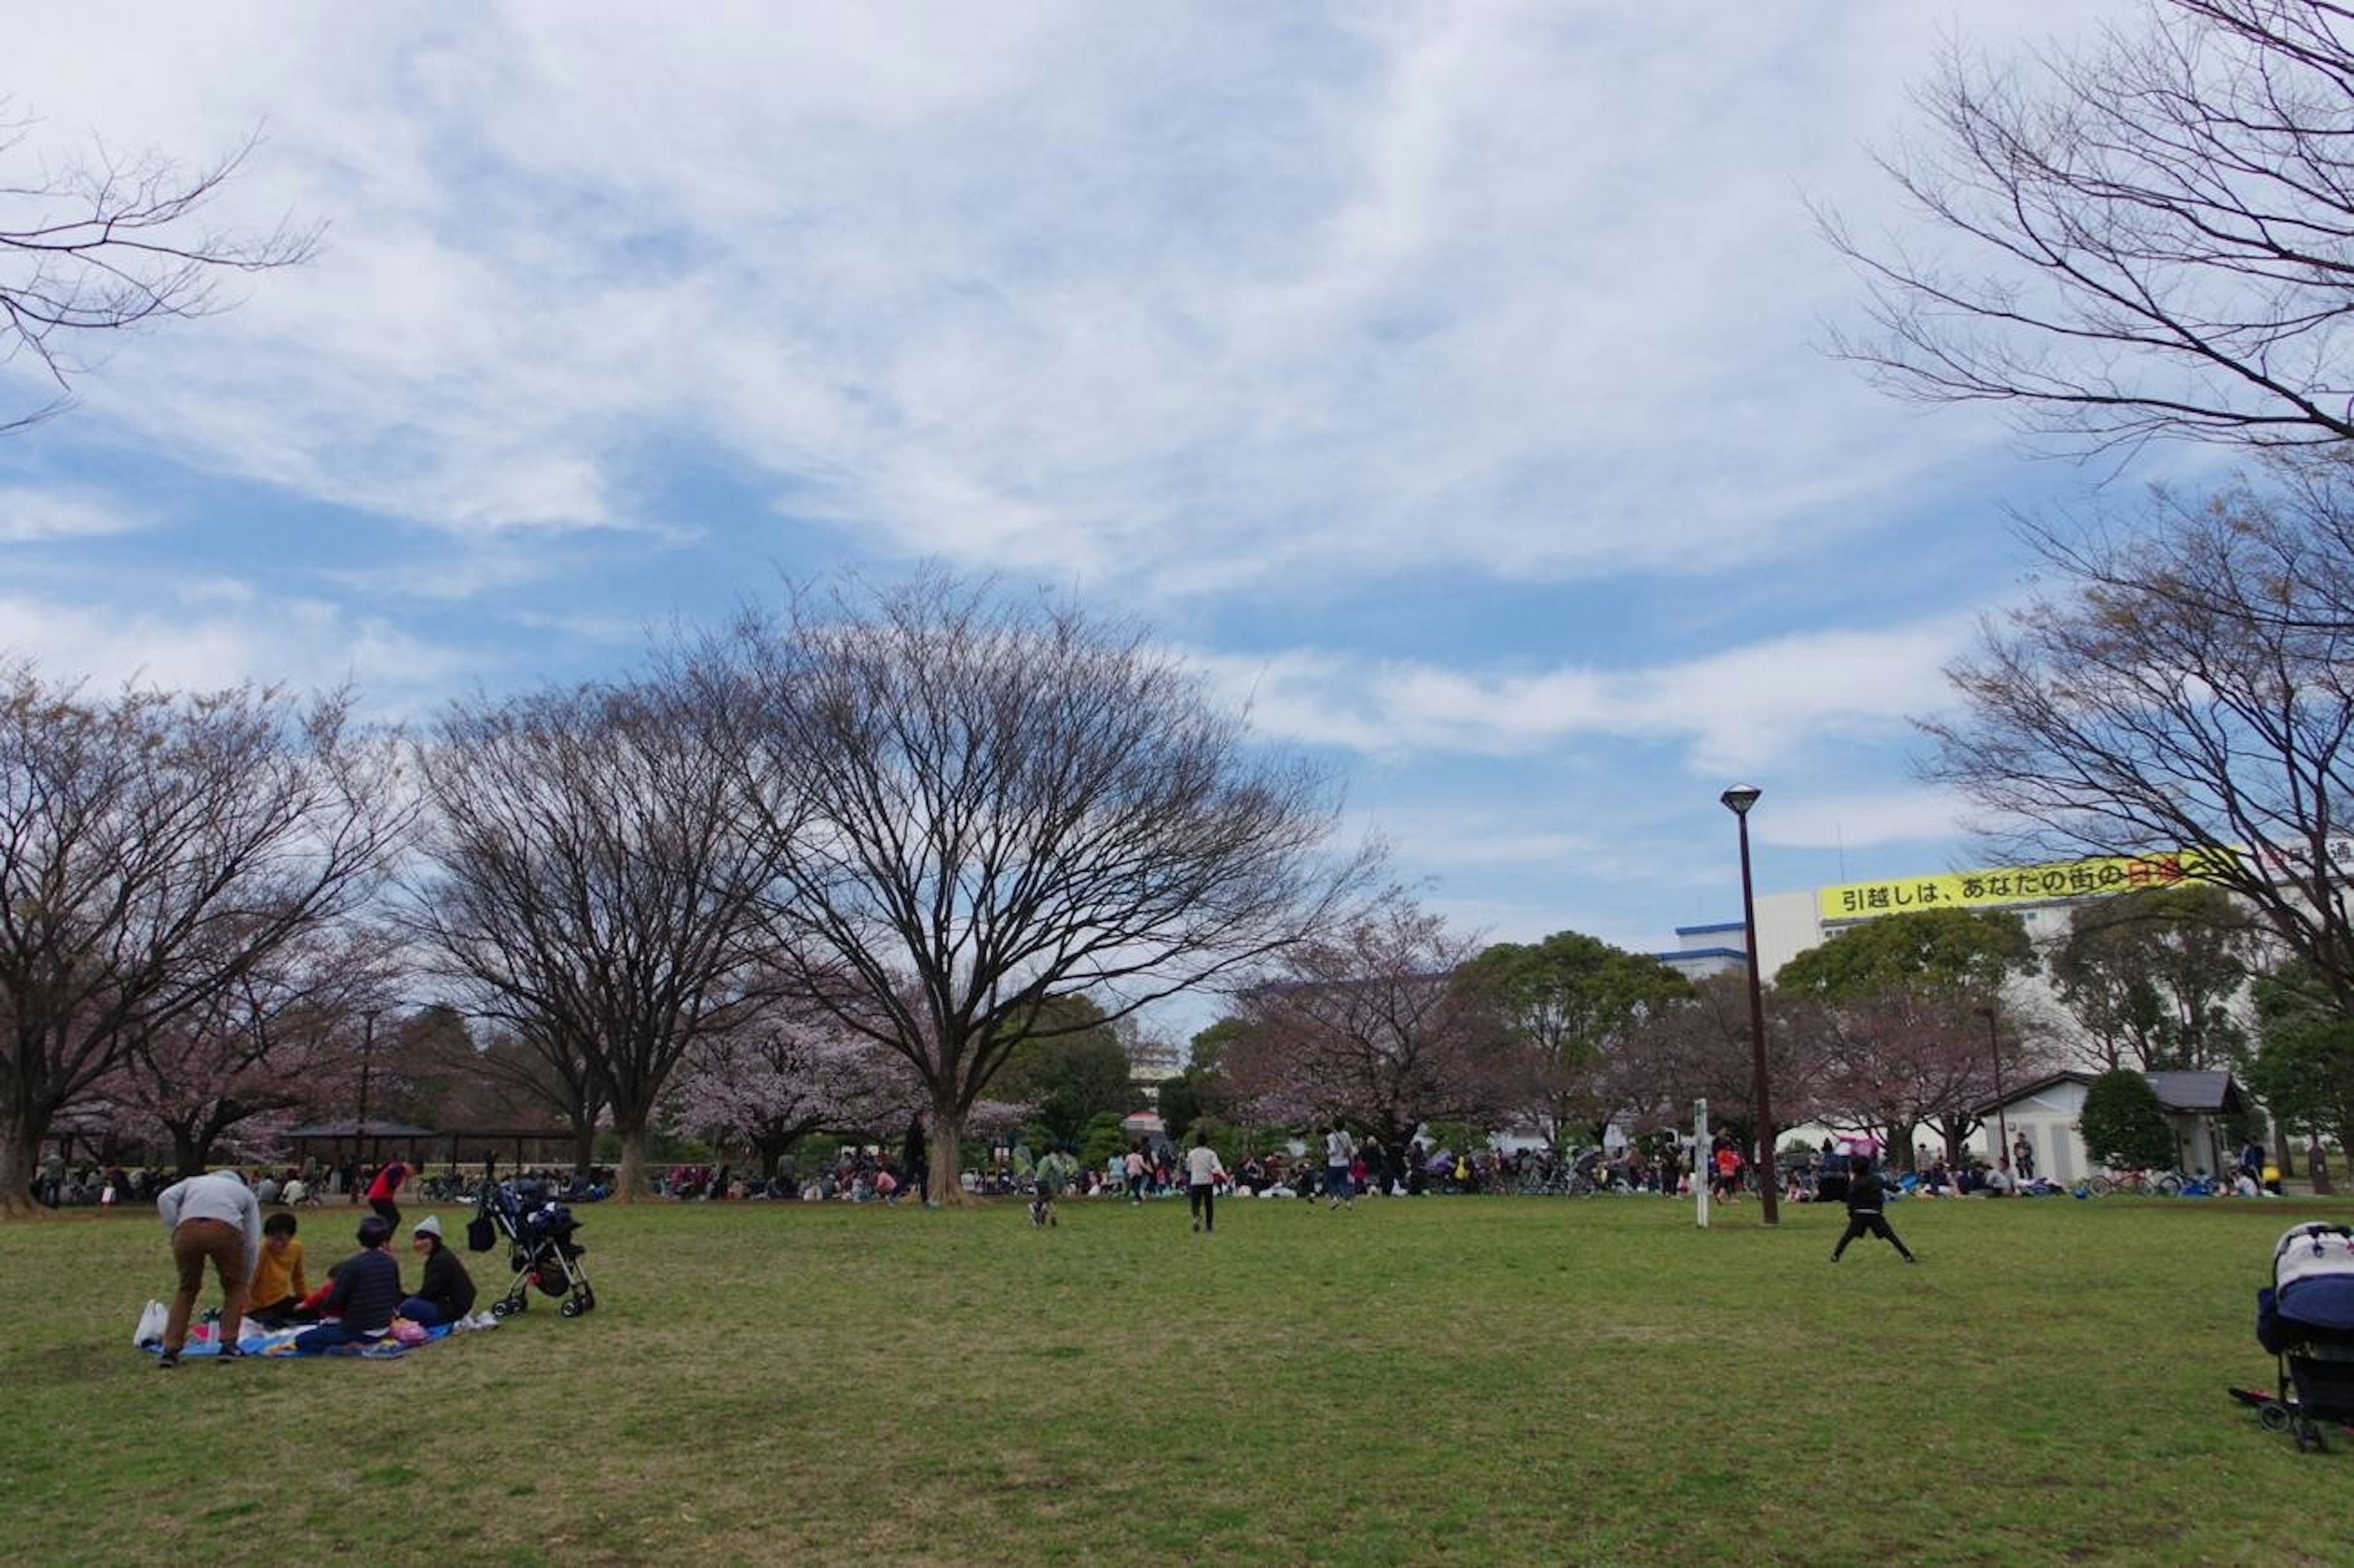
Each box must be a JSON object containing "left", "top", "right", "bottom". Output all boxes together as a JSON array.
[
  {"left": 1607, "top": 972, "right": 1830, "bottom": 1151},
  {"left": 665, "top": 999, "right": 925, "bottom": 1173},
  {"left": 91, "top": 927, "right": 396, "bottom": 1175},
  {"left": 0, "top": 664, "right": 409, "bottom": 1219},
  {"left": 1221, "top": 891, "right": 1517, "bottom": 1154}
]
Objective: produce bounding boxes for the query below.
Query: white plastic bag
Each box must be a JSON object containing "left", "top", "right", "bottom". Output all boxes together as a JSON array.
[{"left": 132, "top": 1299, "right": 167, "bottom": 1348}]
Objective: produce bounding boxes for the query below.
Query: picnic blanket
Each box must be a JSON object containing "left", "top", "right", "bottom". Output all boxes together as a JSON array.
[{"left": 134, "top": 1305, "right": 490, "bottom": 1359}]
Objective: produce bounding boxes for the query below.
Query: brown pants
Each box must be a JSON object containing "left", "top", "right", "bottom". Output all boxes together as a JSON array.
[{"left": 166, "top": 1219, "right": 249, "bottom": 1354}]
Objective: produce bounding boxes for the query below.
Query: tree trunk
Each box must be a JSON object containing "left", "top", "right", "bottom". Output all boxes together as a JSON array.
[
  {"left": 2309, "top": 1138, "right": 2334, "bottom": 1197},
  {"left": 571, "top": 1119, "right": 596, "bottom": 1177},
  {"left": 928, "top": 1099, "right": 970, "bottom": 1206},
  {"left": 612, "top": 1121, "right": 646, "bottom": 1203},
  {"left": 0, "top": 1119, "right": 47, "bottom": 1220},
  {"left": 169, "top": 1125, "right": 205, "bottom": 1179}
]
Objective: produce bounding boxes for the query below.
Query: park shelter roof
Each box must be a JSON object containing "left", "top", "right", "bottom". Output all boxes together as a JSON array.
[{"left": 2144, "top": 1071, "right": 2246, "bottom": 1116}]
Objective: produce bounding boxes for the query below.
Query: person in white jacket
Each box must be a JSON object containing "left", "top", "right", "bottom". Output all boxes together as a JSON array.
[
  {"left": 154, "top": 1170, "right": 264, "bottom": 1366},
  {"left": 1184, "top": 1132, "right": 1227, "bottom": 1234}
]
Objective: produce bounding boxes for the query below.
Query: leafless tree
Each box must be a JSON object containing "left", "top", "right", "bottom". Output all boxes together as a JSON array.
[
  {"left": 1823, "top": 1, "right": 2354, "bottom": 455},
  {"left": 0, "top": 663, "right": 409, "bottom": 1218},
  {"left": 405, "top": 663, "right": 788, "bottom": 1199},
  {"left": 1920, "top": 457, "right": 2354, "bottom": 1015},
  {"left": 1607, "top": 972, "right": 1829, "bottom": 1152},
  {"left": 460, "top": 1024, "right": 609, "bottom": 1175},
  {"left": 1221, "top": 891, "right": 1518, "bottom": 1157},
  {"left": 725, "top": 574, "right": 1371, "bottom": 1205},
  {"left": 2, "top": 105, "right": 318, "bottom": 431}
]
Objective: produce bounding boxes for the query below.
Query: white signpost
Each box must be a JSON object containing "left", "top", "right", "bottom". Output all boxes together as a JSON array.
[{"left": 1694, "top": 1098, "right": 1710, "bottom": 1229}]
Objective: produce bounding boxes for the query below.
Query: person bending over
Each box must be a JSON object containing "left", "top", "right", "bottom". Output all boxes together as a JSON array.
[{"left": 154, "top": 1169, "right": 265, "bottom": 1367}]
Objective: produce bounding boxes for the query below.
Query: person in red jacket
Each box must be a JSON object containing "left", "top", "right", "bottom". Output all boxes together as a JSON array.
[{"left": 365, "top": 1155, "right": 412, "bottom": 1230}]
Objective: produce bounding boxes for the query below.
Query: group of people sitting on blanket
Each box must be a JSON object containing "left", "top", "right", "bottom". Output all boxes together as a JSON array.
[
  {"left": 191, "top": 1216, "right": 468, "bottom": 1364},
  {"left": 246, "top": 1209, "right": 479, "bottom": 1353}
]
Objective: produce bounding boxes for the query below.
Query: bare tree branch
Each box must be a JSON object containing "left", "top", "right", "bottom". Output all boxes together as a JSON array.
[
  {"left": 1822, "top": 1, "right": 2354, "bottom": 455},
  {"left": 1, "top": 102, "right": 318, "bottom": 432}
]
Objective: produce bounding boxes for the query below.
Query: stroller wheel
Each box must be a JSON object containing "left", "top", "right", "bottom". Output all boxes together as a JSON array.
[
  {"left": 560, "top": 1297, "right": 583, "bottom": 1319},
  {"left": 490, "top": 1298, "right": 514, "bottom": 1319},
  {"left": 2259, "top": 1402, "right": 2292, "bottom": 1433}
]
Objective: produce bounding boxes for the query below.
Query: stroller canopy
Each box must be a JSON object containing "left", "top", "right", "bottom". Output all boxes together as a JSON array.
[{"left": 2274, "top": 1224, "right": 2354, "bottom": 1334}]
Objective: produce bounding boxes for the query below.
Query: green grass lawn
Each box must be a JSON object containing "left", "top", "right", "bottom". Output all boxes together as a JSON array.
[{"left": 3, "top": 1190, "right": 2350, "bottom": 1567}]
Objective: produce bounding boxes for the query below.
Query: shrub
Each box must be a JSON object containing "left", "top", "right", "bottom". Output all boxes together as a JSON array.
[{"left": 2078, "top": 1070, "right": 2177, "bottom": 1170}]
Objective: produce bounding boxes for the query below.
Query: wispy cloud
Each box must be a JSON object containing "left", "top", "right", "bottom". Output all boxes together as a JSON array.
[
  {"left": 0, "top": 487, "right": 147, "bottom": 542},
  {"left": 0, "top": 589, "right": 467, "bottom": 712},
  {"left": 1198, "top": 614, "right": 1973, "bottom": 774}
]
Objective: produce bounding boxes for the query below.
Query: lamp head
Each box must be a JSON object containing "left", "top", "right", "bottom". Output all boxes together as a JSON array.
[{"left": 1720, "top": 783, "right": 1762, "bottom": 816}]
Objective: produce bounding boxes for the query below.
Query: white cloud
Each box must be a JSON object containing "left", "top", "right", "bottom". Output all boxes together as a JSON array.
[
  {"left": 6, "top": 1, "right": 2127, "bottom": 600},
  {"left": 1199, "top": 614, "right": 1973, "bottom": 772},
  {"left": 0, "top": 488, "right": 146, "bottom": 542},
  {"left": 0, "top": 590, "right": 467, "bottom": 712}
]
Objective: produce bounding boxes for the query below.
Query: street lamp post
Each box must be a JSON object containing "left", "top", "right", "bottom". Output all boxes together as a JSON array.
[
  {"left": 1720, "top": 784, "right": 1780, "bottom": 1225},
  {"left": 1977, "top": 1004, "right": 2009, "bottom": 1179},
  {"left": 354, "top": 1009, "right": 379, "bottom": 1169}
]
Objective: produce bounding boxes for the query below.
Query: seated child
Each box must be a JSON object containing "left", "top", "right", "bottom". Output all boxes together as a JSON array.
[
  {"left": 245, "top": 1212, "right": 310, "bottom": 1328},
  {"left": 292, "top": 1215, "right": 404, "bottom": 1353}
]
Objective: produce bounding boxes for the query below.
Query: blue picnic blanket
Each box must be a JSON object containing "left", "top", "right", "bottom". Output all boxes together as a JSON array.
[{"left": 142, "top": 1322, "right": 457, "bottom": 1359}]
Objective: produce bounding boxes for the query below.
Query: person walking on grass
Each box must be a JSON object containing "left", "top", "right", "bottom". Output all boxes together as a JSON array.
[
  {"left": 1185, "top": 1130, "right": 1227, "bottom": 1233},
  {"left": 154, "top": 1168, "right": 264, "bottom": 1366},
  {"left": 1032, "top": 1146, "right": 1075, "bottom": 1228},
  {"left": 365, "top": 1152, "right": 412, "bottom": 1230},
  {"left": 1325, "top": 1123, "right": 1357, "bottom": 1210},
  {"left": 1830, "top": 1159, "right": 1916, "bottom": 1264}
]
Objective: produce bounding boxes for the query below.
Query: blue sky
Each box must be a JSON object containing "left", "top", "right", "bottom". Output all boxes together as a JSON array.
[{"left": 2, "top": 1, "right": 2169, "bottom": 981}]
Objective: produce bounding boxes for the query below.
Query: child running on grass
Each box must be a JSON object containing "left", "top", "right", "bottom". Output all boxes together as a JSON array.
[{"left": 1032, "top": 1146, "right": 1075, "bottom": 1227}]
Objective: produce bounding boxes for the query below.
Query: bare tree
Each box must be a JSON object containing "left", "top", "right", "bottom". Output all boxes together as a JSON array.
[
  {"left": 727, "top": 574, "right": 1369, "bottom": 1205},
  {"left": 1824, "top": 1, "right": 2354, "bottom": 454},
  {"left": 1221, "top": 891, "right": 1517, "bottom": 1156},
  {"left": 1919, "top": 459, "right": 2354, "bottom": 1015},
  {"left": 0, "top": 663, "right": 408, "bottom": 1219},
  {"left": 406, "top": 664, "right": 787, "bottom": 1200},
  {"left": 2, "top": 106, "right": 318, "bottom": 431}
]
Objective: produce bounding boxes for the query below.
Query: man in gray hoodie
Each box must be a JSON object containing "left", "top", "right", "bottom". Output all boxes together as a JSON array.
[{"left": 154, "top": 1170, "right": 264, "bottom": 1366}]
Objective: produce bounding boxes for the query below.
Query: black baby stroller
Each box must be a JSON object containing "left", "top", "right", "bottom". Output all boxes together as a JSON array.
[
  {"left": 471, "top": 1179, "right": 598, "bottom": 1319},
  {"left": 2233, "top": 1222, "right": 2354, "bottom": 1451}
]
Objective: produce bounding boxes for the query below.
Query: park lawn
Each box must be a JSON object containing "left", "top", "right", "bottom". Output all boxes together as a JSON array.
[{"left": 2, "top": 1192, "right": 2350, "bottom": 1568}]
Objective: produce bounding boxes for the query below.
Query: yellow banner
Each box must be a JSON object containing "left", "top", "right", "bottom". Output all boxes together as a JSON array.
[{"left": 1818, "top": 850, "right": 2238, "bottom": 922}]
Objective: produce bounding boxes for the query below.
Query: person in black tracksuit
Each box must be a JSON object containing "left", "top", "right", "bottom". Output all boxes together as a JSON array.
[{"left": 1831, "top": 1160, "right": 1916, "bottom": 1263}]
